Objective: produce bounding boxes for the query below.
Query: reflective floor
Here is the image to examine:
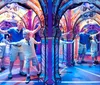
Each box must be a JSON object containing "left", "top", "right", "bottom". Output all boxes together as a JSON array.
[
  {"left": 58, "top": 55, "right": 100, "bottom": 85},
  {"left": 58, "top": 64, "right": 100, "bottom": 85},
  {"left": 0, "top": 56, "right": 100, "bottom": 85}
]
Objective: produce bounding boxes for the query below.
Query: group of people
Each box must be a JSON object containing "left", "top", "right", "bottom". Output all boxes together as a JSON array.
[
  {"left": 0, "top": 21, "right": 41, "bottom": 84},
  {"left": 60, "top": 28, "right": 100, "bottom": 66},
  {"left": 77, "top": 28, "right": 100, "bottom": 66}
]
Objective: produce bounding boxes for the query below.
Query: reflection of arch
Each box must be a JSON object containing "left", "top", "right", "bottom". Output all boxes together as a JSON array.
[
  {"left": 0, "top": 1, "right": 48, "bottom": 83},
  {"left": 0, "top": 11, "right": 27, "bottom": 28},
  {"left": 74, "top": 24, "right": 100, "bottom": 59},
  {"left": 55, "top": 1, "right": 100, "bottom": 75},
  {"left": 77, "top": 19, "right": 100, "bottom": 31},
  {"left": 26, "top": 1, "right": 44, "bottom": 25},
  {"left": 55, "top": 1, "right": 100, "bottom": 37},
  {"left": 72, "top": 10, "right": 100, "bottom": 29},
  {"left": 74, "top": 11, "right": 100, "bottom": 26},
  {"left": 0, "top": 20, "right": 17, "bottom": 30},
  {"left": 0, "top": 1, "right": 47, "bottom": 82},
  {"left": 73, "top": 11, "right": 100, "bottom": 39},
  {"left": 58, "top": 1, "right": 82, "bottom": 19},
  {"left": 58, "top": 1, "right": 100, "bottom": 20},
  {"left": 82, "top": 24, "right": 100, "bottom": 32},
  {"left": 33, "top": 15, "right": 40, "bottom": 30},
  {"left": 58, "top": 2, "right": 100, "bottom": 38},
  {"left": 0, "top": 1, "right": 45, "bottom": 27}
]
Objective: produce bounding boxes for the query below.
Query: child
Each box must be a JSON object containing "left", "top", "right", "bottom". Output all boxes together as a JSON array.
[
  {"left": 11, "top": 29, "right": 41, "bottom": 84},
  {"left": 89, "top": 36, "right": 98, "bottom": 66}
]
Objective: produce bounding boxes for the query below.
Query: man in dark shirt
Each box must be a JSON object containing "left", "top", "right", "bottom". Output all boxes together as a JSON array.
[{"left": 77, "top": 28, "right": 89, "bottom": 63}]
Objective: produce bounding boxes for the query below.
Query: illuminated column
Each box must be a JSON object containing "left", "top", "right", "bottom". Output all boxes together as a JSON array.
[
  {"left": 98, "top": 34, "right": 100, "bottom": 56},
  {"left": 45, "top": 37, "right": 55, "bottom": 84},
  {"left": 40, "top": 38, "right": 47, "bottom": 80},
  {"left": 66, "top": 10, "right": 75, "bottom": 66},
  {"left": 45, "top": 0, "right": 55, "bottom": 84},
  {"left": 63, "top": 40, "right": 67, "bottom": 63},
  {"left": 54, "top": 37, "right": 61, "bottom": 79},
  {"left": 66, "top": 40, "right": 74, "bottom": 66}
]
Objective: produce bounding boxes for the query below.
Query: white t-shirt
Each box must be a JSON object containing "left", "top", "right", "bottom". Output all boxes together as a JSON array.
[
  {"left": 91, "top": 40, "right": 97, "bottom": 52},
  {"left": 18, "top": 38, "right": 38, "bottom": 59}
]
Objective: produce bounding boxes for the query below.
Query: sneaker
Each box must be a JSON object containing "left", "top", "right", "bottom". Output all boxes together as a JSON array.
[
  {"left": 19, "top": 71, "right": 26, "bottom": 76},
  {"left": 81, "top": 61, "right": 86, "bottom": 63},
  {"left": 1, "top": 67, "right": 6, "bottom": 70},
  {"left": 94, "top": 61, "right": 99, "bottom": 64},
  {"left": 37, "top": 72, "right": 41, "bottom": 77},
  {"left": 26, "top": 76, "right": 31, "bottom": 84},
  {"left": 77, "top": 61, "right": 82, "bottom": 64},
  {"left": 8, "top": 73, "right": 12, "bottom": 79}
]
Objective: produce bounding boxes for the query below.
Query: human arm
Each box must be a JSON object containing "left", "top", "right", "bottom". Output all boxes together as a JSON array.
[
  {"left": 64, "top": 40, "right": 74, "bottom": 44},
  {"left": 60, "top": 39, "right": 74, "bottom": 44},
  {"left": 33, "top": 38, "right": 41, "bottom": 44},
  {"left": 96, "top": 39, "right": 100, "bottom": 43},
  {"left": 61, "top": 31, "right": 70, "bottom": 36},
  {"left": 29, "top": 24, "right": 41, "bottom": 35},
  {"left": 0, "top": 29, "right": 8, "bottom": 34},
  {"left": 61, "top": 30, "right": 73, "bottom": 38},
  {"left": 34, "top": 41, "right": 41, "bottom": 44},
  {"left": 90, "top": 31, "right": 100, "bottom": 37},
  {"left": 1, "top": 39, "right": 9, "bottom": 44},
  {"left": 9, "top": 41, "right": 22, "bottom": 46}
]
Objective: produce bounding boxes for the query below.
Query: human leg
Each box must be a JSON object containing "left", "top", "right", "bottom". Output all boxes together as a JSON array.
[
  {"left": 81, "top": 45, "right": 86, "bottom": 63},
  {"left": 77, "top": 44, "right": 83, "bottom": 62},
  {"left": 26, "top": 68, "right": 31, "bottom": 84},
  {"left": 8, "top": 46, "right": 18, "bottom": 79},
  {"left": 8, "top": 61, "right": 14, "bottom": 79},
  {"left": 1, "top": 57, "right": 6, "bottom": 70},
  {"left": 25, "top": 59, "right": 31, "bottom": 84},
  {"left": 0, "top": 46, "right": 5, "bottom": 71},
  {"left": 32, "top": 57, "right": 41, "bottom": 75},
  {"left": 19, "top": 52, "right": 26, "bottom": 76},
  {"left": 90, "top": 52, "right": 96, "bottom": 66},
  {"left": 94, "top": 52, "right": 99, "bottom": 64}
]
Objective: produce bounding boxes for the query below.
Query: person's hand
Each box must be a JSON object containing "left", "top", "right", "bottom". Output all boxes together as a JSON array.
[{"left": 38, "top": 42, "right": 41, "bottom": 44}]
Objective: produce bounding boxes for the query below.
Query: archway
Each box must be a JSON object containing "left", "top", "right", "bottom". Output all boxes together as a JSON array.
[
  {"left": 74, "top": 22, "right": 100, "bottom": 64},
  {"left": 0, "top": 1, "right": 47, "bottom": 83},
  {"left": 54, "top": 1, "right": 100, "bottom": 82}
]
